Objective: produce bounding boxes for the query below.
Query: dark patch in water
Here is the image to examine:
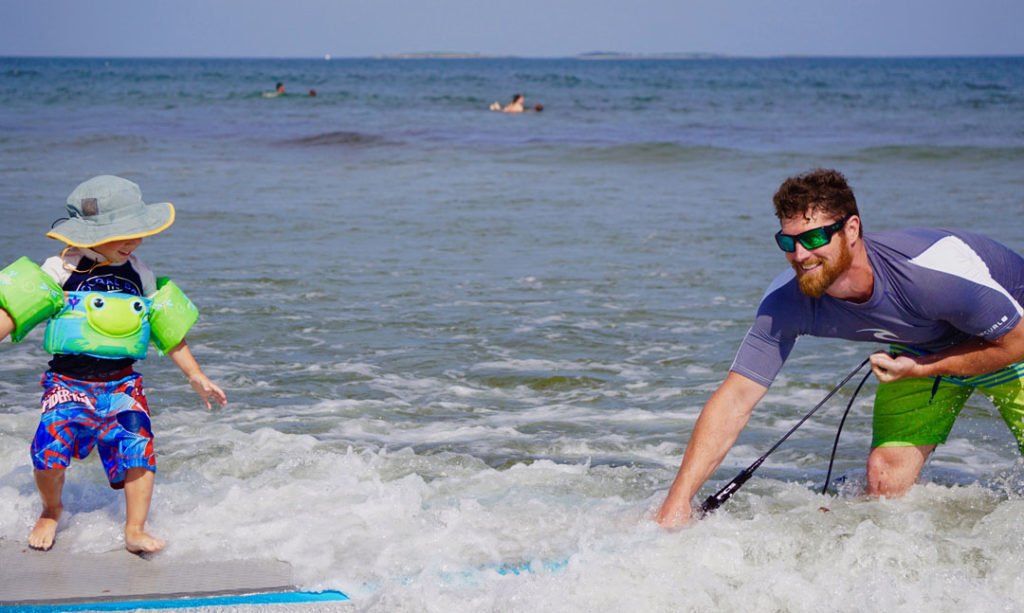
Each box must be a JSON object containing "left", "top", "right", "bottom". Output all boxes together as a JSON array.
[
  {"left": 480, "top": 374, "right": 609, "bottom": 391},
  {"left": 286, "top": 131, "right": 391, "bottom": 147}
]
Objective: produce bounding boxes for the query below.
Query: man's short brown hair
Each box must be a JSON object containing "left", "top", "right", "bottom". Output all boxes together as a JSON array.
[{"left": 773, "top": 168, "right": 860, "bottom": 232}]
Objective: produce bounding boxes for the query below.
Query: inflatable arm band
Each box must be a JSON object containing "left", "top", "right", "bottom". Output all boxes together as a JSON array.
[
  {"left": 149, "top": 277, "right": 198, "bottom": 354},
  {"left": 0, "top": 257, "right": 64, "bottom": 342}
]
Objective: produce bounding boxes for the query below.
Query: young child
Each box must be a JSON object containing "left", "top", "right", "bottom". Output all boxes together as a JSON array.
[{"left": 0, "top": 175, "right": 227, "bottom": 554}]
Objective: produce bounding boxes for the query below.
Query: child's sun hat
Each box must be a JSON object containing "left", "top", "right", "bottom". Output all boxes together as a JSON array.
[{"left": 47, "top": 175, "right": 175, "bottom": 248}]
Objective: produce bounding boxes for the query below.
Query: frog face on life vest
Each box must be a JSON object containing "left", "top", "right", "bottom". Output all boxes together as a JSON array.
[
  {"left": 83, "top": 293, "right": 147, "bottom": 338},
  {"left": 43, "top": 291, "right": 153, "bottom": 360}
]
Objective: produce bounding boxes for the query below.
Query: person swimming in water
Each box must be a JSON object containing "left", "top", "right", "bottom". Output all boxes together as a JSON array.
[
  {"left": 490, "top": 93, "right": 530, "bottom": 113},
  {"left": 263, "top": 82, "right": 286, "bottom": 98}
]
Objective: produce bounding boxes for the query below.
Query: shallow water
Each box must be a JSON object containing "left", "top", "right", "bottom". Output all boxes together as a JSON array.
[{"left": 1, "top": 56, "right": 1024, "bottom": 611}]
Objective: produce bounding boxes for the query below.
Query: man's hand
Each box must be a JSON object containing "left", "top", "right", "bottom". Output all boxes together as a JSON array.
[
  {"left": 869, "top": 351, "right": 918, "bottom": 383},
  {"left": 655, "top": 495, "right": 693, "bottom": 529}
]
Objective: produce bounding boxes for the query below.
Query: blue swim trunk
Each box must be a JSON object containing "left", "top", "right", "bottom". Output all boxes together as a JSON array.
[{"left": 31, "top": 370, "right": 156, "bottom": 489}]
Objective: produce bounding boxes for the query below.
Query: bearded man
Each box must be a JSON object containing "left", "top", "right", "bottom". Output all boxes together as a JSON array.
[{"left": 656, "top": 168, "right": 1024, "bottom": 528}]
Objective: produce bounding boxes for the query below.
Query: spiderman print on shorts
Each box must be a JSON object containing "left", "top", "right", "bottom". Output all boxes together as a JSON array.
[{"left": 31, "top": 370, "right": 156, "bottom": 489}]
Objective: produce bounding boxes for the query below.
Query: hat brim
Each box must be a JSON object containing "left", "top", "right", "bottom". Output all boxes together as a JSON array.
[{"left": 47, "top": 202, "right": 175, "bottom": 248}]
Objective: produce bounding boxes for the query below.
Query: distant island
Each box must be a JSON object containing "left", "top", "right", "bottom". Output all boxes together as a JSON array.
[
  {"left": 576, "top": 51, "right": 727, "bottom": 60},
  {"left": 371, "top": 51, "right": 726, "bottom": 60}
]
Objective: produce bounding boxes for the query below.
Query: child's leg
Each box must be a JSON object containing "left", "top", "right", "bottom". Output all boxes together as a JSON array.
[
  {"left": 29, "top": 467, "right": 66, "bottom": 551},
  {"left": 33, "top": 371, "right": 103, "bottom": 550},
  {"left": 89, "top": 374, "right": 160, "bottom": 553},
  {"left": 123, "top": 466, "right": 164, "bottom": 554}
]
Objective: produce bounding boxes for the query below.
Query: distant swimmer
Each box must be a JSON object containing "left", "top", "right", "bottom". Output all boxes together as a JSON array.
[
  {"left": 490, "top": 93, "right": 540, "bottom": 113},
  {"left": 504, "top": 93, "right": 525, "bottom": 112},
  {"left": 262, "top": 82, "right": 286, "bottom": 98},
  {"left": 308, "top": 89, "right": 317, "bottom": 97}
]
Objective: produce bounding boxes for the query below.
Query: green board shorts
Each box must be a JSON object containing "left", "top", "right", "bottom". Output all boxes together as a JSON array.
[{"left": 873, "top": 361, "right": 1024, "bottom": 453}]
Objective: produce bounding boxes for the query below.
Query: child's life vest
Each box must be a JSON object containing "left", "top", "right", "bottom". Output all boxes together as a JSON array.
[{"left": 0, "top": 257, "right": 198, "bottom": 358}]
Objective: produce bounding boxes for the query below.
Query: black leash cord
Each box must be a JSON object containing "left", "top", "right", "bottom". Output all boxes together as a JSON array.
[
  {"left": 697, "top": 357, "right": 871, "bottom": 517},
  {"left": 820, "top": 368, "right": 873, "bottom": 494}
]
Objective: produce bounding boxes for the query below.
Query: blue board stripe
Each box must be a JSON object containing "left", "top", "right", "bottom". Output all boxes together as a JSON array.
[{"left": 1, "top": 590, "right": 350, "bottom": 612}]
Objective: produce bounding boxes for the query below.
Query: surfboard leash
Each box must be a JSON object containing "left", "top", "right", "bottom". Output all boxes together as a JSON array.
[
  {"left": 697, "top": 356, "right": 871, "bottom": 517},
  {"left": 820, "top": 366, "right": 873, "bottom": 494}
]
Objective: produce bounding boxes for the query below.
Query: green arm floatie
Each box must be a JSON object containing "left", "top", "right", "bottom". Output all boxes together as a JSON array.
[
  {"left": 0, "top": 257, "right": 64, "bottom": 342},
  {"left": 149, "top": 277, "right": 199, "bottom": 354}
]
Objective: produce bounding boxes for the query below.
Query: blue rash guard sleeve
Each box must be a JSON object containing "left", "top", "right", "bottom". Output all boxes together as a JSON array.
[{"left": 730, "top": 271, "right": 800, "bottom": 387}]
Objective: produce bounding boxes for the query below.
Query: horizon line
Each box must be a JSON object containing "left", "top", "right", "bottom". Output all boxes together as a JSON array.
[{"left": 2, "top": 52, "right": 1022, "bottom": 61}]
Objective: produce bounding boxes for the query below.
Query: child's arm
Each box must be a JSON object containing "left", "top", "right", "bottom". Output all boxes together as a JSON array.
[
  {"left": 166, "top": 340, "right": 227, "bottom": 411},
  {"left": 0, "top": 307, "right": 13, "bottom": 342}
]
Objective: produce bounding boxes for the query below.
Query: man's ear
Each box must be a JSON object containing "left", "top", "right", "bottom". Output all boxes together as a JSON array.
[{"left": 845, "top": 215, "right": 862, "bottom": 243}]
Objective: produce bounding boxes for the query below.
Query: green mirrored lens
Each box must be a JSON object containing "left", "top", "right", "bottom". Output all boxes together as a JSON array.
[
  {"left": 797, "top": 228, "right": 830, "bottom": 250},
  {"left": 775, "top": 233, "right": 796, "bottom": 252}
]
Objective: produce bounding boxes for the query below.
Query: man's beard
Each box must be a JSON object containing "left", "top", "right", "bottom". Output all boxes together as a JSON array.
[{"left": 794, "top": 240, "right": 852, "bottom": 298}]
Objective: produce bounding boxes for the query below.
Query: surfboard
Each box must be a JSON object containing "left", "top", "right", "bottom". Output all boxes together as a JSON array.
[
  {"left": 0, "top": 540, "right": 570, "bottom": 610},
  {"left": 3, "top": 590, "right": 350, "bottom": 612},
  {"left": 0, "top": 543, "right": 349, "bottom": 611}
]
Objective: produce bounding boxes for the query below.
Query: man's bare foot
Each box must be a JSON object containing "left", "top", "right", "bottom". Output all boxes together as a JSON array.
[
  {"left": 28, "top": 514, "right": 60, "bottom": 551},
  {"left": 125, "top": 527, "right": 165, "bottom": 554}
]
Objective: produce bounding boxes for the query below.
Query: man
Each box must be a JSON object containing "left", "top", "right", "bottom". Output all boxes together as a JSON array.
[{"left": 656, "top": 168, "right": 1024, "bottom": 528}]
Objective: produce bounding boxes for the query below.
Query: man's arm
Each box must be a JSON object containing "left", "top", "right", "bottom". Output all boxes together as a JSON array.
[
  {"left": 871, "top": 321, "right": 1024, "bottom": 382},
  {"left": 655, "top": 372, "right": 769, "bottom": 528}
]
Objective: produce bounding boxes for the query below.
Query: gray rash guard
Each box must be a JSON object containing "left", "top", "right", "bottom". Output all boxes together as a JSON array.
[{"left": 731, "top": 229, "right": 1024, "bottom": 387}]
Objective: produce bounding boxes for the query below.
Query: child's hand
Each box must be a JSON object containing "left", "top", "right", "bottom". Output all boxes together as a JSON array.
[
  {"left": 167, "top": 341, "right": 227, "bottom": 410},
  {"left": 188, "top": 373, "right": 227, "bottom": 411}
]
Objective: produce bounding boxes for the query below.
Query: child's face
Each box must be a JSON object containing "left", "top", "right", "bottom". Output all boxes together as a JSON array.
[{"left": 92, "top": 238, "right": 142, "bottom": 264}]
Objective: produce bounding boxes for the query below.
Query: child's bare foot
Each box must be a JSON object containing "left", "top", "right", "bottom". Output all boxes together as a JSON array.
[
  {"left": 28, "top": 515, "right": 60, "bottom": 551},
  {"left": 30, "top": 469, "right": 65, "bottom": 551},
  {"left": 125, "top": 527, "right": 165, "bottom": 554}
]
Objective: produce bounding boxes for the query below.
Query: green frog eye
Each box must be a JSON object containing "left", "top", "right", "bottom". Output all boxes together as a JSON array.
[
  {"left": 91, "top": 296, "right": 106, "bottom": 309},
  {"left": 131, "top": 299, "right": 145, "bottom": 314}
]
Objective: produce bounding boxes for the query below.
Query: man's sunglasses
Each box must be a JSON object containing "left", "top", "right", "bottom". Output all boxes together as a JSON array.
[{"left": 774, "top": 214, "right": 852, "bottom": 253}]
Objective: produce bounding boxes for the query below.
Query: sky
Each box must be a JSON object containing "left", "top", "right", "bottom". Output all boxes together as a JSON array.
[{"left": 1, "top": 0, "right": 1022, "bottom": 59}]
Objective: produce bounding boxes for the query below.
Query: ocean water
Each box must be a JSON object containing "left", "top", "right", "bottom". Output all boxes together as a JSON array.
[{"left": 1, "top": 56, "right": 1024, "bottom": 612}]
